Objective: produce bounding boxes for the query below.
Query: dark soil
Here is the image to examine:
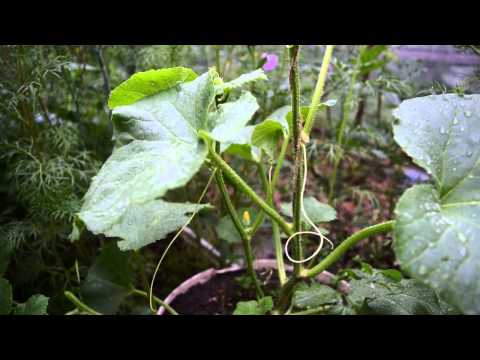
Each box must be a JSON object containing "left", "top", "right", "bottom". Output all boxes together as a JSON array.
[{"left": 167, "top": 268, "right": 280, "bottom": 315}]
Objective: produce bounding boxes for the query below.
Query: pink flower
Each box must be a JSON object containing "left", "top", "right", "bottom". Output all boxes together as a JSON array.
[{"left": 261, "top": 53, "right": 279, "bottom": 72}]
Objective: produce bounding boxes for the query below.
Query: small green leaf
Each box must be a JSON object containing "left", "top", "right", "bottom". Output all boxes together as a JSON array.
[
  {"left": 209, "top": 91, "right": 259, "bottom": 143},
  {"left": 280, "top": 196, "right": 337, "bottom": 225},
  {"left": 14, "top": 294, "right": 49, "bottom": 315},
  {"left": 219, "top": 69, "right": 267, "bottom": 92},
  {"left": 108, "top": 67, "right": 197, "bottom": 109},
  {"left": 293, "top": 282, "right": 340, "bottom": 309},
  {"left": 81, "top": 242, "right": 133, "bottom": 315},
  {"left": 252, "top": 120, "right": 286, "bottom": 158},
  {"left": 393, "top": 94, "right": 480, "bottom": 314},
  {"left": 221, "top": 126, "right": 260, "bottom": 162},
  {"left": 233, "top": 296, "right": 273, "bottom": 315},
  {"left": 0, "top": 278, "right": 12, "bottom": 315}
]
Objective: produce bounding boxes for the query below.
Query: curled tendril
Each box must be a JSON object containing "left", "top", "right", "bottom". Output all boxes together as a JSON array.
[{"left": 284, "top": 144, "right": 334, "bottom": 264}]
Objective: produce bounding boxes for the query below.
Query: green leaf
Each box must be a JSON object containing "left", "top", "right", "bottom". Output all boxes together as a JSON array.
[
  {"left": 75, "top": 70, "right": 216, "bottom": 249},
  {"left": 265, "top": 105, "right": 291, "bottom": 135},
  {"left": 224, "top": 106, "right": 288, "bottom": 162},
  {"left": 221, "top": 126, "right": 261, "bottom": 162},
  {"left": 361, "top": 280, "right": 451, "bottom": 315},
  {"left": 280, "top": 196, "right": 337, "bottom": 225},
  {"left": 347, "top": 267, "right": 448, "bottom": 315},
  {"left": 219, "top": 69, "right": 267, "bottom": 92},
  {"left": 108, "top": 67, "right": 197, "bottom": 109},
  {"left": 111, "top": 70, "right": 215, "bottom": 147},
  {"left": 81, "top": 242, "right": 133, "bottom": 314},
  {"left": 209, "top": 91, "right": 259, "bottom": 143},
  {"left": 252, "top": 120, "right": 286, "bottom": 159},
  {"left": 359, "top": 45, "right": 389, "bottom": 74},
  {"left": 0, "top": 278, "right": 12, "bottom": 315},
  {"left": 393, "top": 94, "right": 480, "bottom": 314},
  {"left": 0, "top": 240, "right": 13, "bottom": 276},
  {"left": 216, "top": 207, "right": 257, "bottom": 244},
  {"left": 14, "top": 294, "right": 49, "bottom": 315},
  {"left": 286, "top": 101, "right": 336, "bottom": 135},
  {"left": 233, "top": 296, "right": 273, "bottom": 315},
  {"left": 293, "top": 282, "right": 340, "bottom": 309}
]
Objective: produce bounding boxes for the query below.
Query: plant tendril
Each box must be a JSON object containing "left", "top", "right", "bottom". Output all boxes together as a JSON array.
[
  {"left": 149, "top": 168, "right": 217, "bottom": 313},
  {"left": 284, "top": 144, "right": 333, "bottom": 264}
]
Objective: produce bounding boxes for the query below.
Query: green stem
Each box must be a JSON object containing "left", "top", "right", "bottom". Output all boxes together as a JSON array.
[
  {"left": 272, "top": 136, "right": 289, "bottom": 188},
  {"left": 130, "top": 289, "right": 178, "bottom": 315},
  {"left": 274, "top": 276, "right": 301, "bottom": 314},
  {"left": 304, "top": 45, "right": 335, "bottom": 136},
  {"left": 207, "top": 147, "right": 293, "bottom": 237},
  {"left": 64, "top": 291, "right": 102, "bottom": 315},
  {"left": 289, "top": 45, "right": 304, "bottom": 276},
  {"left": 328, "top": 46, "right": 365, "bottom": 204},
  {"left": 249, "top": 136, "right": 289, "bottom": 236},
  {"left": 272, "top": 221, "right": 287, "bottom": 285},
  {"left": 215, "top": 163, "right": 264, "bottom": 299},
  {"left": 302, "top": 220, "right": 395, "bottom": 279},
  {"left": 215, "top": 45, "right": 221, "bottom": 76}
]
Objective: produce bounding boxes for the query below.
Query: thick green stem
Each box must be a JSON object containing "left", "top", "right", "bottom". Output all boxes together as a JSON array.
[
  {"left": 274, "top": 276, "right": 301, "bottom": 314},
  {"left": 215, "top": 165, "right": 264, "bottom": 299},
  {"left": 304, "top": 45, "right": 335, "bottom": 136},
  {"left": 289, "top": 45, "right": 304, "bottom": 276},
  {"left": 64, "top": 291, "right": 102, "bottom": 315},
  {"left": 130, "top": 289, "right": 178, "bottom": 315},
  {"left": 328, "top": 46, "right": 365, "bottom": 204},
  {"left": 208, "top": 148, "right": 293, "bottom": 237},
  {"left": 302, "top": 220, "right": 395, "bottom": 279}
]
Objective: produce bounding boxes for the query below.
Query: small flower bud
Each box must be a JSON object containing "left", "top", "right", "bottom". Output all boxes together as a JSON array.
[{"left": 242, "top": 210, "right": 251, "bottom": 227}]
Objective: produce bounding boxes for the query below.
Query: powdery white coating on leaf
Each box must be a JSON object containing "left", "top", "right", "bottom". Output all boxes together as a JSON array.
[
  {"left": 77, "top": 71, "right": 216, "bottom": 250},
  {"left": 78, "top": 140, "right": 208, "bottom": 239},
  {"left": 393, "top": 93, "right": 480, "bottom": 314}
]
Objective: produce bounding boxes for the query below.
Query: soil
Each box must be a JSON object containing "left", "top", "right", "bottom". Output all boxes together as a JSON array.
[{"left": 165, "top": 266, "right": 280, "bottom": 315}]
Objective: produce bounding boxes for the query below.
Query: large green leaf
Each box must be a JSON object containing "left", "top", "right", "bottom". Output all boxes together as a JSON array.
[
  {"left": 111, "top": 70, "right": 214, "bottom": 147},
  {"left": 81, "top": 242, "right": 133, "bottom": 314},
  {"left": 392, "top": 93, "right": 480, "bottom": 314},
  {"left": 74, "top": 71, "right": 214, "bottom": 249},
  {"left": 75, "top": 68, "right": 262, "bottom": 251},
  {"left": 346, "top": 268, "right": 452, "bottom": 315},
  {"left": 0, "top": 278, "right": 12, "bottom": 315},
  {"left": 14, "top": 294, "right": 49, "bottom": 315},
  {"left": 108, "top": 67, "right": 198, "bottom": 109}
]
